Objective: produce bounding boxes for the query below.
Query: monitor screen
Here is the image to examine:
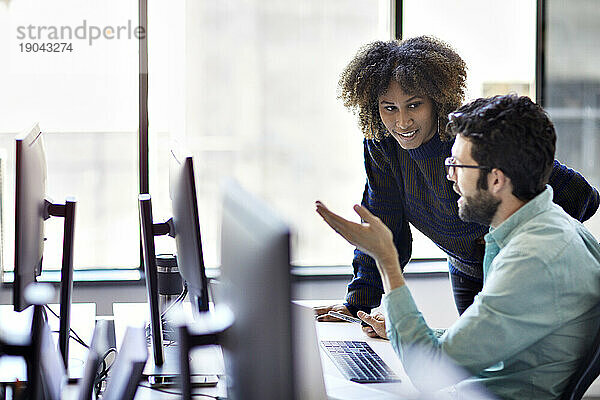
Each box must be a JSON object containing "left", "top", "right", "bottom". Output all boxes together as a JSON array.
[
  {"left": 219, "top": 181, "right": 294, "bottom": 400},
  {"left": 39, "top": 321, "right": 67, "bottom": 400},
  {"left": 14, "top": 123, "right": 47, "bottom": 311},
  {"left": 101, "top": 326, "right": 148, "bottom": 400},
  {"left": 77, "top": 320, "right": 109, "bottom": 400},
  {"left": 169, "top": 149, "right": 209, "bottom": 313}
]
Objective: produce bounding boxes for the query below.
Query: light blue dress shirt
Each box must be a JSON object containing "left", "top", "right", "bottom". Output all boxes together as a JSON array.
[{"left": 384, "top": 186, "right": 600, "bottom": 399}]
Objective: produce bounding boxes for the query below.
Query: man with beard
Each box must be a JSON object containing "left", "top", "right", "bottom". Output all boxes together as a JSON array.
[{"left": 315, "top": 94, "right": 600, "bottom": 399}]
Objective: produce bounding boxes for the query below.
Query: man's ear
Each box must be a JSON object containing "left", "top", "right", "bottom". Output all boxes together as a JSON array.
[{"left": 488, "top": 168, "right": 511, "bottom": 195}]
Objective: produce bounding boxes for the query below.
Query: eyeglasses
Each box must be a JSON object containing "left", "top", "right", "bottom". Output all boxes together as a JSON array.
[{"left": 444, "top": 157, "right": 490, "bottom": 179}]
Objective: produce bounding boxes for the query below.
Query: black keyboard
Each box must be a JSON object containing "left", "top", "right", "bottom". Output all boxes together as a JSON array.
[{"left": 321, "top": 340, "right": 402, "bottom": 383}]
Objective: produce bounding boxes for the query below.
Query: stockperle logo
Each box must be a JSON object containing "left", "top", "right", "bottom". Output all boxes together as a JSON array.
[{"left": 16, "top": 19, "right": 146, "bottom": 46}]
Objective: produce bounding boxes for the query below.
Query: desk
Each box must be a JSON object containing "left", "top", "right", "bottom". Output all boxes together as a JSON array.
[
  {"left": 113, "top": 302, "right": 418, "bottom": 399},
  {"left": 0, "top": 303, "right": 96, "bottom": 382},
  {"left": 113, "top": 302, "right": 227, "bottom": 399},
  {"left": 317, "top": 320, "right": 418, "bottom": 398}
]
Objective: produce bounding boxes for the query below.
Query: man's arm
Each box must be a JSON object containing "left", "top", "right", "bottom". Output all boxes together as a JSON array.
[
  {"left": 383, "top": 251, "right": 569, "bottom": 392},
  {"left": 549, "top": 160, "right": 600, "bottom": 221},
  {"left": 315, "top": 202, "right": 405, "bottom": 292},
  {"left": 314, "top": 203, "right": 565, "bottom": 392},
  {"left": 315, "top": 139, "right": 411, "bottom": 322}
]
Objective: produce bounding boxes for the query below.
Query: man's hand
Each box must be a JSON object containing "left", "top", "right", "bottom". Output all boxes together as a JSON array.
[
  {"left": 314, "top": 304, "right": 352, "bottom": 322},
  {"left": 315, "top": 201, "right": 396, "bottom": 263},
  {"left": 315, "top": 201, "right": 406, "bottom": 292},
  {"left": 357, "top": 311, "right": 388, "bottom": 339}
]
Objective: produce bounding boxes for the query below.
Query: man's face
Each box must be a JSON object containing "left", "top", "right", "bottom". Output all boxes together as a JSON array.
[
  {"left": 378, "top": 81, "right": 437, "bottom": 150},
  {"left": 447, "top": 135, "right": 500, "bottom": 226}
]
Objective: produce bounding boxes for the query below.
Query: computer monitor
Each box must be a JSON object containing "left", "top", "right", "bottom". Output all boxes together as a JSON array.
[
  {"left": 101, "top": 326, "right": 148, "bottom": 400},
  {"left": 14, "top": 123, "right": 77, "bottom": 368},
  {"left": 168, "top": 149, "right": 209, "bottom": 314},
  {"left": 14, "top": 123, "right": 46, "bottom": 311},
  {"left": 219, "top": 181, "right": 295, "bottom": 400},
  {"left": 76, "top": 320, "right": 109, "bottom": 400},
  {"left": 39, "top": 320, "right": 67, "bottom": 400},
  {"left": 138, "top": 149, "right": 210, "bottom": 369}
]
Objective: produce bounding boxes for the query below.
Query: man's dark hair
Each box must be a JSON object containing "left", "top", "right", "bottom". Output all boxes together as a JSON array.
[
  {"left": 447, "top": 94, "right": 556, "bottom": 201},
  {"left": 338, "top": 36, "right": 467, "bottom": 141}
]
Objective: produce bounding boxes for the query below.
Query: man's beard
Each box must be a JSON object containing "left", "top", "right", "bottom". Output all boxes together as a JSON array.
[{"left": 458, "top": 189, "right": 501, "bottom": 226}]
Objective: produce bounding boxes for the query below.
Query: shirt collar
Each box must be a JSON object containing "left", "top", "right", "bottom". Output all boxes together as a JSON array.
[{"left": 485, "top": 185, "right": 554, "bottom": 249}]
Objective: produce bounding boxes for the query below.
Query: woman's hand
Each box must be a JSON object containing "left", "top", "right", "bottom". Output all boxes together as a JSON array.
[{"left": 313, "top": 304, "right": 353, "bottom": 322}]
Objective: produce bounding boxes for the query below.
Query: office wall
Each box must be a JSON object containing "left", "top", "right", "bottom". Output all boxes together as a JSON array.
[{"left": 1, "top": 273, "right": 458, "bottom": 327}]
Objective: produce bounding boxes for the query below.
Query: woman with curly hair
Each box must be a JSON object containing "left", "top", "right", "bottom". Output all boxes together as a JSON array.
[{"left": 315, "top": 36, "right": 599, "bottom": 337}]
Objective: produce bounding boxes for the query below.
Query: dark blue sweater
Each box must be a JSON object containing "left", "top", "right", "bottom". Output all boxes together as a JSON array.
[{"left": 345, "top": 134, "right": 600, "bottom": 314}]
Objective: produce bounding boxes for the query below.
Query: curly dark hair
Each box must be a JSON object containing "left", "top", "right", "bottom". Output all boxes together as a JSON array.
[
  {"left": 447, "top": 94, "right": 556, "bottom": 201},
  {"left": 338, "top": 36, "right": 467, "bottom": 141}
]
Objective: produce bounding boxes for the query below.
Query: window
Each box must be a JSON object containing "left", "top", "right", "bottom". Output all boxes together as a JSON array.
[
  {"left": 5, "top": 1, "right": 594, "bottom": 277},
  {"left": 0, "top": 0, "right": 140, "bottom": 271},
  {"left": 403, "top": 0, "right": 536, "bottom": 101},
  {"left": 545, "top": 0, "right": 600, "bottom": 237},
  {"left": 402, "top": 0, "right": 537, "bottom": 258},
  {"left": 148, "top": 0, "right": 391, "bottom": 267}
]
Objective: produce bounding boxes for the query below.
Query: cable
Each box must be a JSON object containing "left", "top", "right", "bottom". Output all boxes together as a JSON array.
[
  {"left": 68, "top": 332, "right": 89, "bottom": 349},
  {"left": 42, "top": 304, "right": 115, "bottom": 398},
  {"left": 44, "top": 304, "right": 89, "bottom": 349},
  {"left": 162, "top": 284, "right": 188, "bottom": 346},
  {"left": 161, "top": 284, "right": 189, "bottom": 317},
  {"left": 94, "top": 347, "right": 117, "bottom": 397},
  {"left": 145, "top": 284, "right": 188, "bottom": 345}
]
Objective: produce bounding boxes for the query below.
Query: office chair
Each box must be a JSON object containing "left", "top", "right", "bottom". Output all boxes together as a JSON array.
[{"left": 562, "top": 323, "right": 600, "bottom": 400}]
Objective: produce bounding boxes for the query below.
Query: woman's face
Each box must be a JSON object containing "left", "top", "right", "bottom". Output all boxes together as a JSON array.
[{"left": 378, "top": 81, "right": 437, "bottom": 150}]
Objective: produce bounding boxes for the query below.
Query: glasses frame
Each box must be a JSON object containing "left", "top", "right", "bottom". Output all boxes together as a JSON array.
[{"left": 444, "top": 157, "right": 491, "bottom": 179}]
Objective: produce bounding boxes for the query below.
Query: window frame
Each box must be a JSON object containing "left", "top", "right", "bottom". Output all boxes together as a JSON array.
[
  {"left": 134, "top": 0, "right": 546, "bottom": 275},
  {"left": 3, "top": 0, "right": 546, "bottom": 283},
  {"left": 138, "top": 0, "right": 149, "bottom": 270}
]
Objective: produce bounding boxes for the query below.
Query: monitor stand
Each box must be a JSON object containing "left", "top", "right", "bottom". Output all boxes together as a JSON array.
[
  {"left": 145, "top": 346, "right": 220, "bottom": 389},
  {"left": 143, "top": 314, "right": 179, "bottom": 376},
  {"left": 138, "top": 194, "right": 220, "bottom": 386},
  {"left": 178, "top": 305, "right": 234, "bottom": 398},
  {"left": 144, "top": 342, "right": 180, "bottom": 377},
  {"left": 143, "top": 319, "right": 221, "bottom": 388},
  {"left": 44, "top": 197, "right": 76, "bottom": 370},
  {"left": 139, "top": 194, "right": 169, "bottom": 367}
]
